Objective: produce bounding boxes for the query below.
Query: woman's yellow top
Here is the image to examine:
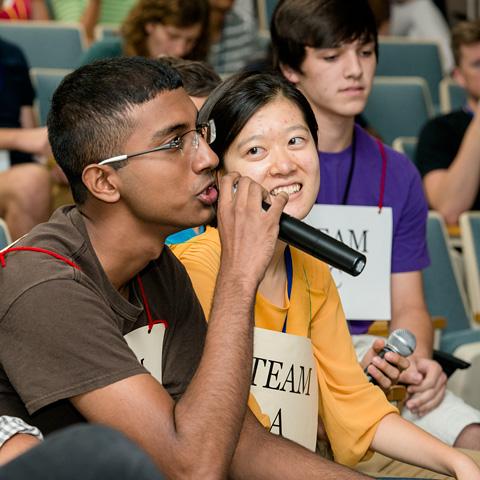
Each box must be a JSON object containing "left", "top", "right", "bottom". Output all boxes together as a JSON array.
[{"left": 172, "top": 227, "right": 396, "bottom": 466}]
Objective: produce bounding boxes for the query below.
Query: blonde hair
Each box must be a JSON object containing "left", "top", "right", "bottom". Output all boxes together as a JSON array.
[{"left": 121, "top": 0, "right": 210, "bottom": 60}]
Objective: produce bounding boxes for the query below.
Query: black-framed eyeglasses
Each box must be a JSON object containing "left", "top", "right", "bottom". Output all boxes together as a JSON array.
[{"left": 98, "top": 119, "right": 216, "bottom": 166}]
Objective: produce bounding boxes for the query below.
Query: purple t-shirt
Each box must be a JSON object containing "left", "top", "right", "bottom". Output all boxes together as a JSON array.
[{"left": 316, "top": 125, "right": 430, "bottom": 334}]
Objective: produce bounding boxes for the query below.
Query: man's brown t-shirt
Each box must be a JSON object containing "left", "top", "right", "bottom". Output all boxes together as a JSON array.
[{"left": 0, "top": 206, "right": 206, "bottom": 434}]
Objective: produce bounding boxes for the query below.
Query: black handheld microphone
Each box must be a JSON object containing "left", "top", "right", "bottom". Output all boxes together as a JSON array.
[
  {"left": 365, "top": 329, "right": 416, "bottom": 384},
  {"left": 262, "top": 202, "right": 367, "bottom": 276}
]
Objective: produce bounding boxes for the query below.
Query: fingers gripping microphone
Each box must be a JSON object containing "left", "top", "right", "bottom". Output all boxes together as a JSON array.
[
  {"left": 262, "top": 202, "right": 367, "bottom": 276},
  {"left": 365, "top": 329, "right": 416, "bottom": 384}
]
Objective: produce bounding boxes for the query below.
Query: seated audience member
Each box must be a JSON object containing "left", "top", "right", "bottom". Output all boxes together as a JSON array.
[
  {"left": 208, "top": 0, "right": 265, "bottom": 74},
  {"left": 80, "top": 0, "right": 210, "bottom": 65},
  {"left": 270, "top": 0, "right": 480, "bottom": 476},
  {"left": 0, "top": 56, "right": 382, "bottom": 479},
  {"left": 49, "top": 0, "right": 136, "bottom": 44},
  {"left": 389, "top": 0, "right": 454, "bottom": 73},
  {"left": 0, "top": 36, "right": 51, "bottom": 239},
  {"left": 158, "top": 56, "right": 221, "bottom": 110},
  {"left": 0, "top": 0, "right": 49, "bottom": 20},
  {"left": 173, "top": 70, "right": 480, "bottom": 479},
  {"left": 416, "top": 19, "right": 480, "bottom": 226},
  {"left": 0, "top": 417, "right": 165, "bottom": 479}
]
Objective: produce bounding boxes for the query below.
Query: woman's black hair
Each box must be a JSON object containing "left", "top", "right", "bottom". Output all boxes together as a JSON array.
[{"left": 198, "top": 71, "right": 318, "bottom": 166}]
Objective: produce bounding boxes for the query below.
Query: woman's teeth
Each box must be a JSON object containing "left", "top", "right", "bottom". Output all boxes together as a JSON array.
[{"left": 270, "top": 183, "right": 301, "bottom": 196}]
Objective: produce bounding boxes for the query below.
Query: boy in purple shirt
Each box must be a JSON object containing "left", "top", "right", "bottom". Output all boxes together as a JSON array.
[{"left": 271, "top": 0, "right": 480, "bottom": 466}]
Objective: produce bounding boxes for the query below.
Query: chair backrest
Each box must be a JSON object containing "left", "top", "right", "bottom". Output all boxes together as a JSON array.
[
  {"left": 94, "top": 24, "right": 120, "bottom": 41},
  {"left": 0, "top": 219, "right": 11, "bottom": 250},
  {"left": 423, "top": 212, "right": 472, "bottom": 334},
  {"left": 363, "top": 76, "right": 434, "bottom": 146},
  {"left": 30, "top": 68, "right": 72, "bottom": 126},
  {"left": 439, "top": 77, "right": 467, "bottom": 113},
  {"left": 392, "top": 136, "right": 418, "bottom": 164},
  {"left": 0, "top": 21, "right": 86, "bottom": 69},
  {"left": 459, "top": 212, "right": 480, "bottom": 318},
  {"left": 257, "top": 0, "right": 278, "bottom": 32},
  {"left": 376, "top": 37, "right": 444, "bottom": 108}
]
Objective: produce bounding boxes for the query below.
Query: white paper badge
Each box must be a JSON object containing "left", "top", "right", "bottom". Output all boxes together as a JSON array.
[
  {"left": 304, "top": 204, "right": 393, "bottom": 320},
  {"left": 124, "top": 325, "right": 166, "bottom": 383},
  {"left": 250, "top": 327, "right": 318, "bottom": 451}
]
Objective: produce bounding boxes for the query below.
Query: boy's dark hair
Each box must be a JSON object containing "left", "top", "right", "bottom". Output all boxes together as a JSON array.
[
  {"left": 271, "top": 0, "right": 378, "bottom": 73},
  {"left": 158, "top": 57, "right": 221, "bottom": 98},
  {"left": 47, "top": 56, "right": 183, "bottom": 204},
  {"left": 451, "top": 20, "right": 480, "bottom": 66},
  {"left": 198, "top": 71, "right": 318, "bottom": 167}
]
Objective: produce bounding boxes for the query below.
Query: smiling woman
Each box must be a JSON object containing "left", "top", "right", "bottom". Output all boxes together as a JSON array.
[
  {"left": 171, "top": 71, "right": 480, "bottom": 479},
  {"left": 172, "top": 71, "right": 398, "bottom": 464}
]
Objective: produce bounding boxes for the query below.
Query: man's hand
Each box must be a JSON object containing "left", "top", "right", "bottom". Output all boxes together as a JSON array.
[
  {"left": 401, "top": 356, "right": 447, "bottom": 416},
  {"left": 360, "top": 338, "right": 410, "bottom": 392},
  {"left": 216, "top": 172, "right": 288, "bottom": 286}
]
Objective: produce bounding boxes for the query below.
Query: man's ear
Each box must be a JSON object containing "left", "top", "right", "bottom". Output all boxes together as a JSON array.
[
  {"left": 82, "top": 164, "right": 122, "bottom": 203},
  {"left": 280, "top": 63, "right": 301, "bottom": 85},
  {"left": 452, "top": 66, "right": 467, "bottom": 89}
]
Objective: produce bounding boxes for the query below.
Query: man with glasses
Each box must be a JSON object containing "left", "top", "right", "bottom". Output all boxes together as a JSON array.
[{"left": 0, "top": 57, "right": 374, "bottom": 479}]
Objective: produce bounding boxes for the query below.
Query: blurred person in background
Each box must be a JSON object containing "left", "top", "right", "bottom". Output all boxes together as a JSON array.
[
  {"left": 0, "top": 36, "right": 51, "bottom": 239},
  {"left": 207, "top": 0, "right": 265, "bottom": 74},
  {"left": 416, "top": 19, "right": 480, "bottom": 226},
  {"left": 0, "top": 0, "right": 49, "bottom": 20},
  {"left": 80, "top": 0, "right": 210, "bottom": 65}
]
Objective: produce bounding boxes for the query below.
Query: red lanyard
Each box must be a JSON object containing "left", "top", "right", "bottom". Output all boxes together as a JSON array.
[{"left": 0, "top": 246, "right": 167, "bottom": 332}]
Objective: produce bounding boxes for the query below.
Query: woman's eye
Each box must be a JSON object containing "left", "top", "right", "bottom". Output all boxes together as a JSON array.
[
  {"left": 247, "top": 146, "right": 262, "bottom": 155},
  {"left": 289, "top": 136, "right": 305, "bottom": 146}
]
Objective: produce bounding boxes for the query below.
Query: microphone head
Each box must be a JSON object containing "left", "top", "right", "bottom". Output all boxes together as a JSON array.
[{"left": 386, "top": 329, "right": 416, "bottom": 357}]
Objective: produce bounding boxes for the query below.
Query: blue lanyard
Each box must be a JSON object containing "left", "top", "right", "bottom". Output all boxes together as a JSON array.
[{"left": 282, "top": 246, "right": 293, "bottom": 333}]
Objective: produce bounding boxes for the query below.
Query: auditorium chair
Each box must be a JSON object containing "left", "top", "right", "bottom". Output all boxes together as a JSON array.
[
  {"left": 0, "top": 21, "right": 86, "bottom": 69},
  {"left": 363, "top": 77, "right": 434, "bottom": 145},
  {"left": 439, "top": 77, "right": 467, "bottom": 113},
  {"left": 392, "top": 136, "right": 418, "bottom": 165},
  {"left": 94, "top": 24, "right": 121, "bottom": 41},
  {"left": 0, "top": 219, "right": 11, "bottom": 250},
  {"left": 376, "top": 37, "right": 444, "bottom": 111},
  {"left": 425, "top": 212, "right": 480, "bottom": 408},
  {"left": 30, "top": 68, "right": 72, "bottom": 126},
  {"left": 257, "top": 0, "right": 278, "bottom": 32}
]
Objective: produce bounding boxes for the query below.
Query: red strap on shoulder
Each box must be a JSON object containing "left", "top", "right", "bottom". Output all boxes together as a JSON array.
[
  {"left": 0, "top": 246, "right": 81, "bottom": 270},
  {"left": 375, "top": 139, "right": 388, "bottom": 212}
]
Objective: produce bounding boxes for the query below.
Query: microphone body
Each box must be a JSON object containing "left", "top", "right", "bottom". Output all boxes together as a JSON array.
[
  {"left": 262, "top": 202, "right": 367, "bottom": 276},
  {"left": 365, "top": 329, "right": 416, "bottom": 384}
]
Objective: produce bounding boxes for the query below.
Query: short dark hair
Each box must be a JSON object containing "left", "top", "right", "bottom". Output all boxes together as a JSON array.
[
  {"left": 271, "top": 0, "right": 378, "bottom": 72},
  {"left": 198, "top": 71, "right": 318, "bottom": 167},
  {"left": 158, "top": 57, "right": 221, "bottom": 97},
  {"left": 452, "top": 20, "right": 480, "bottom": 66},
  {"left": 47, "top": 56, "right": 183, "bottom": 204}
]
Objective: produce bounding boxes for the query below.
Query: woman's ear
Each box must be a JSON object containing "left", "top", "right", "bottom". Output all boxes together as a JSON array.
[{"left": 82, "top": 164, "right": 121, "bottom": 204}]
